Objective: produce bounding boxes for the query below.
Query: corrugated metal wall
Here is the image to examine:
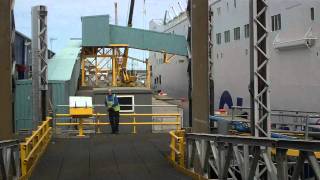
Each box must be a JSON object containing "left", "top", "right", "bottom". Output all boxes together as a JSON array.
[
  {"left": 15, "top": 57, "right": 81, "bottom": 132},
  {"left": 69, "top": 58, "right": 80, "bottom": 96},
  {"left": 14, "top": 80, "right": 32, "bottom": 131},
  {"left": 49, "top": 82, "right": 68, "bottom": 114}
]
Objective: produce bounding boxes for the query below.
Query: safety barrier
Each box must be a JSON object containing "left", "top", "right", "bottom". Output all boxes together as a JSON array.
[
  {"left": 20, "top": 117, "right": 52, "bottom": 180},
  {"left": 0, "top": 139, "right": 20, "bottom": 180},
  {"left": 169, "top": 130, "right": 185, "bottom": 167},
  {"left": 55, "top": 113, "right": 181, "bottom": 136},
  {"left": 186, "top": 133, "right": 320, "bottom": 180},
  {"left": 214, "top": 106, "right": 320, "bottom": 139}
]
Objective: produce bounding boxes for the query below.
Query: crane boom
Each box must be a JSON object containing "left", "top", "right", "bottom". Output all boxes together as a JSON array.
[{"left": 128, "top": 0, "right": 135, "bottom": 27}]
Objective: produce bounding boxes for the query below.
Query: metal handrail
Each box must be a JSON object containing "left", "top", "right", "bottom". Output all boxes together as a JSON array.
[
  {"left": 169, "top": 130, "right": 185, "bottom": 167},
  {"left": 56, "top": 113, "right": 181, "bottom": 117},
  {"left": 54, "top": 113, "right": 182, "bottom": 136},
  {"left": 231, "top": 106, "right": 320, "bottom": 114},
  {"left": 0, "top": 139, "right": 19, "bottom": 148},
  {"left": 20, "top": 117, "right": 52, "bottom": 179},
  {"left": 56, "top": 104, "right": 179, "bottom": 107},
  {"left": 227, "top": 106, "right": 320, "bottom": 139}
]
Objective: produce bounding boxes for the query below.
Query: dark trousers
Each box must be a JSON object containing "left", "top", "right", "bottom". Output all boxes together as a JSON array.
[{"left": 109, "top": 110, "right": 119, "bottom": 133}]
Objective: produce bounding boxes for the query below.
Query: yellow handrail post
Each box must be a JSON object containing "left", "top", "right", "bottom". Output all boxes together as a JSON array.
[
  {"left": 77, "top": 119, "right": 85, "bottom": 137},
  {"left": 20, "top": 143, "right": 27, "bottom": 177},
  {"left": 178, "top": 136, "right": 185, "bottom": 167},
  {"left": 170, "top": 135, "right": 176, "bottom": 162},
  {"left": 133, "top": 117, "right": 137, "bottom": 134},
  {"left": 176, "top": 115, "right": 180, "bottom": 130},
  {"left": 97, "top": 118, "right": 102, "bottom": 134}
]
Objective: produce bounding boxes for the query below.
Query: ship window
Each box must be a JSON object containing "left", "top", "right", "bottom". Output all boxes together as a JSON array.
[
  {"left": 217, "top": 7, "right": 221, "bottom": 16},
  {"left": 216, "top": 33, "right": 222, "bottom": 44},
  {"left": 244, "top": 24, "right": 250, "bottom": 38},
  {"left": 311, "top": 8, "right": 315, "bottom": 21},
  {"left": 234, "top": 0, "right": 237, "bottom": 8},
  {"left": 234, "top": 27, "right": 240, "bottom": 40},
  {"left": 159, "top": 75, "right": 162, "bottom": 84},
  {"left": 271, "top": 14, "right": 281, "bottom": 31},
  {"left": 118, "top": 95, "right": 135, "bottom": 113},
  {"left": 179, "top": 59, "right": 185, "bottom": 63},
  {"left": 224, "top": 30, "right": 230, "bottom": 43}
]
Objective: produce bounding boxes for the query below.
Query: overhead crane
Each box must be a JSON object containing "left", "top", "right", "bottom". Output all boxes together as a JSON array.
[{"left": 80, "top": 14, "right": 188, "bottom": 87}]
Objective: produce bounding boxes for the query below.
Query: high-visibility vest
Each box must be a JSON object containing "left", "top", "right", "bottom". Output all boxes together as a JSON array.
[{"left": 106, "top": 94, "right": 120, "bottom": 112}]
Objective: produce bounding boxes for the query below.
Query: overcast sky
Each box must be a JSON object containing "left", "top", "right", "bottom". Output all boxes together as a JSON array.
[
  {"left": 14, "top": 0, "right": 187, "bottom": 52},
  {"left": 14, "top": 0, "right": 187, "bottom": 69}
]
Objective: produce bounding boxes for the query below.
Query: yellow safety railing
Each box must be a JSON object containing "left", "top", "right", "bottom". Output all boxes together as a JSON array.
[
  {"left": 55, "top": 113, "right": 181, "bottom": 136},
  {"left": 169, "top": 130, "right": 185, "bottom": 167},
  {"left": 20, "top": 117, "right": 52, "bottom": 180}
]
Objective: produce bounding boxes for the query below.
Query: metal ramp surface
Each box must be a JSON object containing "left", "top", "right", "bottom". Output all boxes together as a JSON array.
[{"left": 31, "top": 133, "right": 190, "bottom": 180}]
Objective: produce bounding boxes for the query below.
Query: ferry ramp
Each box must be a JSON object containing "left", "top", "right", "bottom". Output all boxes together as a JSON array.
[{"left": 30, "top": 133, "right": 190, "bottom": 180}]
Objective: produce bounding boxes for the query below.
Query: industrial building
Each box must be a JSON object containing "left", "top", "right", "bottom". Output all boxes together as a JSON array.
[{"left": 1, "top": 1, "right": 320, "bottom": 180}]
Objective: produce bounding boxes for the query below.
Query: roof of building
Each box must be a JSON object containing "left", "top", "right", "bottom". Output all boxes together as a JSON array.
[
  {"left": 15, "top": 31, "right": 31, "bottom": 41},
  {"left": 48, "top": 39, "right": 81, "bottom": 81}
]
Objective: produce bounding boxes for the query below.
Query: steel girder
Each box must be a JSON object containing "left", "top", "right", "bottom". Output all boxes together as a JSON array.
[
  {"left": 186, "top": 133, "right": 320, "bottom": 180},
  {"left": 250, "top": 0, "right": 270, "bottom": 138},
  {"left": 32, "top": 6, "right": 48, "bottom": 129},
  {"left": 0, "top": 140, "right": 20, "bottom": 180}
]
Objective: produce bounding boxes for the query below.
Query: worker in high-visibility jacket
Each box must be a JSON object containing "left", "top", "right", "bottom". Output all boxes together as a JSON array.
[{"left": 105, "top": 89, "right": 120, "bottom": 134}]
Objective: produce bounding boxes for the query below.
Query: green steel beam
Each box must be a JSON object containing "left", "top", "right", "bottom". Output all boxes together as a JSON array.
[
  {"left": 82, "top": 15, "right": 110, "bottom": 47},
  {"left": 109, "top": 25, "right": 188, "bottom": 56},
  {"left": 82, "top": 15, "right": 188, "bottom": 56}
]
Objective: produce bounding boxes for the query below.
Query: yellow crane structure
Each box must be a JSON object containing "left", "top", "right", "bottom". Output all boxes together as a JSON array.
[{"left": 81, "top": 44, "right": 151, "bottom": 88}]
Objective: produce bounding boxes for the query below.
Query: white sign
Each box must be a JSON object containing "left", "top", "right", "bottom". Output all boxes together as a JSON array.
[{"left": 69, "top": 96, "right": 93, "bottom": 108}]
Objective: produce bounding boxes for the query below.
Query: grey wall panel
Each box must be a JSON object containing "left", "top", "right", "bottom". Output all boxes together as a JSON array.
[{"left": 94, "top": 88, "right": 152, "bottom": 134}]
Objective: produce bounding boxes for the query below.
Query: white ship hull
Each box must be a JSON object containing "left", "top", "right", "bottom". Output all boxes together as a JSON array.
[{"left": 149, "top": 0, "right": 320, "bottom": 122}]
